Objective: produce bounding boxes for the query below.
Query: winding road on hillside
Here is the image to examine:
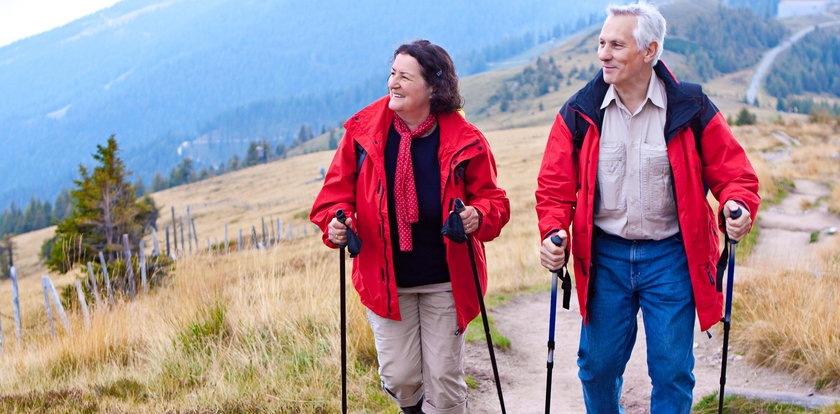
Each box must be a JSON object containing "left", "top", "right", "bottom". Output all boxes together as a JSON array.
[
  {"left": 745, "top": 19, "right": 840, "bottom": 105},
  {"left": 465, "top": 177, "right": 840, "bottom": 412}
]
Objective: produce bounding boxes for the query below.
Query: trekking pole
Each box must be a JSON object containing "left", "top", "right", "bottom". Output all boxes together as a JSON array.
[
  {"left": 718, "top": 207, "right": 742, "bottom": 414},
  {"left": 545, "top": 234, "right": 570, "bottom": 413},
  {"left": 454, "top": 198, "right": 507, "bottom": 413},
  {"left": 335, "top": 210, "right": 349, "bottom": 414}
]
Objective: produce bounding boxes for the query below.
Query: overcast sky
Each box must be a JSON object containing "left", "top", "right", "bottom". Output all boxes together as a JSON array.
[{"left": 0, "top": 0, "right": 121, "bottom": 47}]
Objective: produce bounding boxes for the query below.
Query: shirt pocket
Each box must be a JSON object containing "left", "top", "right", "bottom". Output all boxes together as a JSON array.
[
  {"left": 597, "top": 142, "right": 626, "bottom": 211},
  {"left": 642, "top": 145, "right": 675, "bottom": 215}
]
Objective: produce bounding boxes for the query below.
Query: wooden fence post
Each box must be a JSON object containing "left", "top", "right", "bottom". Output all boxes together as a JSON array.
[
  {"left": 191, "top": 218, "right": 199, "bottom": 247},
  {"left": 10, "top": 266, "right": 21, "bottom": 345},
  {"left": 270, "top": 216, "right": 275, "bottom": 246},
  {"left": 99, "top": 252, "right": 114, "bottom": 307},
  {"left": 238, "top": 229, "right": 243, "bottom": 252},
  {"left": 180, "top": 216, "right": 186, "bottom": 253},
  {"left": 86, "top": 262, "right": 101, "bottom": 306},
  {"left": 186, "top": 207, "right": 193, "bottom": 254},
  {"left": 165, "top": 225, "right": 171, "bottom": 258},
  {"left": 75, "top": 280, "right": 90, "bottom": 327},
  {"left": 42, "top": 277, "right": 56, "bottom": 337},
  {"left": 122, "top": 234, "right": 136, "bottom": 299},
  {"left": 152, "top": 227, "right": 160, "bottom": 257},
  {"left": 251, "top": 226, "right": 259, "bottom": 249},
  {"left": 277, "top": 220, "right": 283, "bottom": 242},
  {"left": 171, "top": 206, "right": 177, "bottom": 254},
  {"left": 287, "top": 222, "right": 294, "bottom": 240},
  {"left": 261, "top": 216, "right": 267, "bottom": 245},
  {"left": 206, "top": 237, "right": 211, "bottom": 252},
  {"left": 139, "top": 241, "right": 148, "bottom": 294},
  {"left": 224, "top": 223, "right": 229, "bottom": 254},
  {"left": 42, "top": 276, "right": 71, "bottom": 336}
]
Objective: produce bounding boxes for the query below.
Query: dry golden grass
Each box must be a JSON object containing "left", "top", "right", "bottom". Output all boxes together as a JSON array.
[
  {"left": 2, "top": 76, "right": 839, "bottom": 411},
  {"left": 830, "top": 183, "right": 840, "bottom": 216},
  {"left": 0, "top": 239, "right": 388, "bottom": 412},
  {"left": 0, "top": 121, "right": 553, "bottom": 412},
  {"left": 732, "top": 263, "right": 840, "bottom": 389},
  {"left": 727, "top": 120, "right": 840, "bottom": 390}
]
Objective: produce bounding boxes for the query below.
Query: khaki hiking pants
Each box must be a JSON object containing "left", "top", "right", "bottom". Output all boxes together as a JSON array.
[{"left": 367, "top": 286, "right": 468, "bottom": 413}]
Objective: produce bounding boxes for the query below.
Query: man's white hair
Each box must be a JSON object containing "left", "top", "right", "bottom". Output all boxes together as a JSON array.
[{"left": 607, "top": 2, "right": 667, "bottom": 65}]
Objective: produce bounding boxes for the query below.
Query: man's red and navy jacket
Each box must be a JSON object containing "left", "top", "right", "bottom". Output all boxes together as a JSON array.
[{"left": 535, "top": 61, "right": 760, "bottom": 331}]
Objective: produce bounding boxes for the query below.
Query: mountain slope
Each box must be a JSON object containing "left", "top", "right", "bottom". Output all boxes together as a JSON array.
[{"left": 0, "top": 0, "right": 613, "bottom": 207}]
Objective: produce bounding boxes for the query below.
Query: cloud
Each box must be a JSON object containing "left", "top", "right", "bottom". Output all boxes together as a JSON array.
[
  {"left": 63, "top": 0, "right": 178, "bottom": 44},
  {"left": 46, "top": 104, "right": 72, "bottom": 120}
]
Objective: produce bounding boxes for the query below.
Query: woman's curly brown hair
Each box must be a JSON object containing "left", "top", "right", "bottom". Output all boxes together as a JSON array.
[{"left": 393, "top": 40, "right": 463, "bottom": 114}]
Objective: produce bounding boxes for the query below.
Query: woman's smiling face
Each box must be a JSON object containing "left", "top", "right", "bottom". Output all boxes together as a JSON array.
[{"left": 388, "top": 53, "right": 433, "bottom": 121}]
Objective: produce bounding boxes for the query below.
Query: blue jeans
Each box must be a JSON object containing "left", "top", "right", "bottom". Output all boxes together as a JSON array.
[{"left": 578, "top": 231, "right": 695, "bottom": 414}]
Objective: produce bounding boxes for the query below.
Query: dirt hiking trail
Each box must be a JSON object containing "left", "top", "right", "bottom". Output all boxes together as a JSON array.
[{"left": 465, "top": 178, "right": 840, "bottom": 413}]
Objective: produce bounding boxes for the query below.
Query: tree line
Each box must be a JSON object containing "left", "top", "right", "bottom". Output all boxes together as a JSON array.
[
  {"left": 668, "top": 3, "right": 785, "bottom": 82},
  {"left": 766, "top": 26, "right": 840, "bottom": 101},
  {"left": 0, "top": 190, "right": 73, "bottom": 237},
  {"left": 723, "top": 0, "right": 778, "bottom": 19},
  {"left": 148, "top": 123, "right": 335, "bottom": 192},
  {"left": 488, "top": 57, "right": 598, "bottom": 113}
]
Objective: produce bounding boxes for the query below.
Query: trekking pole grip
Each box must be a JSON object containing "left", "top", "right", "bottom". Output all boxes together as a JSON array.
[
  {"left": 550, "top": 234, "right": 572, "bottom": 310},
  {"left": 728, "top": 207, "right": 742, "bottom": 245},
  {"left": 549, "top": 235, "right": 565, "bottom": 273},
  {"left": 454, "top": 198, "right": 466, "bottom": 214},
  {"left": 336, "top": 209, "right": 347, "bottom": 224}
]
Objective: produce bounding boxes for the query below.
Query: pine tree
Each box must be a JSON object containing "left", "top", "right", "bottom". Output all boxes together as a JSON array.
[
  {"left": 47, "top": 135, "right": 158, "bottom": 274},
  {"left": 53, "top": 188, "right": 73, "bottom": 221},
  {"left": 0, "top": 234, "right": 13, "bottom": 279},
  {"left": 245, "top": 142, "right": 261, "bottom": 166},
  {"left": 151, "top": 172, "right": 169, "bottom": 192}
]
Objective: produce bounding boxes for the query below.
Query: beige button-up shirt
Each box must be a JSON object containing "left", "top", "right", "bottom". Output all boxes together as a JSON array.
[{"left": 594, "top": 73, "right": 680, "bottom": 240}]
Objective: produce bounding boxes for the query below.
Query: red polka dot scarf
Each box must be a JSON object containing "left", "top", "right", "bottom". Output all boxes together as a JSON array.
[{"left": 392, "top": 112, "right": 437, "bottom": 252}]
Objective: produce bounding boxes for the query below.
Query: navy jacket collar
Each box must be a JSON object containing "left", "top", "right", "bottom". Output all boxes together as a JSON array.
[{"left": 569, "top": 61, "right": 703, "bottom": 142}]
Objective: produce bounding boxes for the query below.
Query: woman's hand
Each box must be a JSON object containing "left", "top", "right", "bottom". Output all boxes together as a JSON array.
[
  {"left": 459, "top": 206, "right": 480, "bottom": 234},
  {"left": 328, "top": 216, "right": 353, "bottom": 245}
]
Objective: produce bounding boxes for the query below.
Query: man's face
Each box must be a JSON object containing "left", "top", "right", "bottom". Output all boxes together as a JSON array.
[{"left": 598, "top": 14, "right": 655, "bottom": 89}]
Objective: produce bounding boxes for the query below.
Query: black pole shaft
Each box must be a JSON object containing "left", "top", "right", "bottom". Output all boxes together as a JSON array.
[
  {"left": 718, "top": 207, "right": 741, "bottom": 413},
  {"left": 465, "top": 237, "right": 506, "bottom": 413},
  {"left": 336, "top": 210, "right": 349, "bottom": 414},
  {"left": 545, "top": 272, "right": 559, "bottom": 413},
  {"left": 718, "top": 321, "right": 730, "bottom": 413},
  {"left": 340, "top": 245, "right": 347, "bottom": 414}
]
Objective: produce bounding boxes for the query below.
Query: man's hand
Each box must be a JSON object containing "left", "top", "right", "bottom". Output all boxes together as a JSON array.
[
  {"left": 460, "top": 206, "right": 480, "bottom": 234},
  {"left": 723, "top": 200, "right": 751, "bottom": 242},
  {"left": 328, "top": 216, "right": 353, "bottom": 245},
  {"left": 540, "top": 230, "right": 567, "bottom": 271}
]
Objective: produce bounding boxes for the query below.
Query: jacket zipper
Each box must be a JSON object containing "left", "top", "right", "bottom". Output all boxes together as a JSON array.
[
  {"left": 452, "top": 140, "right": 480, "bottom": 163},
  {"left": 577, "top": 257, "right": 588, "bottom": 276}
]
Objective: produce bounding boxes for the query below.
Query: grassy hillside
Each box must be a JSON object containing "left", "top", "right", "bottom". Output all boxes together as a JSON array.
[
  {"left": 1, "top": 7, "right": 839, "bottom": 410},
  {"left": 3, "top": 112, "right": 839, "bottom": 411}
]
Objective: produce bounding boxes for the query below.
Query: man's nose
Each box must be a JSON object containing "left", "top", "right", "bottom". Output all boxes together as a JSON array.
[{"left": 598, "top": 48, "right": 610, "bottom": 61}]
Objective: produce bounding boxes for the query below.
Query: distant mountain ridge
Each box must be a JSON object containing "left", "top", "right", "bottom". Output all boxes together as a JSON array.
[{"left": 0, "top": 0, "right": 613, "bottom": 207}]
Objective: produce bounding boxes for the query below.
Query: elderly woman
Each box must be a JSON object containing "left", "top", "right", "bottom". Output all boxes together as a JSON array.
[{"left": 310, "top": 40, "right": 509, "bottom": 413}]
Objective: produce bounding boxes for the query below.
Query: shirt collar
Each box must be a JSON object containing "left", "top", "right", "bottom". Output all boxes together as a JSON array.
[{"left": 599, "top": 72, "right": 667, "bottom": 112}]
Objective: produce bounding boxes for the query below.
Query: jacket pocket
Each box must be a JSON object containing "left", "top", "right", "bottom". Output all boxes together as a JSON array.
[
  {"left": 642, "top": 145, "right": 675, "bottom": 216},
  {"left": 597, "top": 142, "right": 626, "bottom": 211}
]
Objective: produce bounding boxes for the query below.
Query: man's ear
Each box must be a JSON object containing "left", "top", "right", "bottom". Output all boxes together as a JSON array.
[{"left": 644, "top": 41, "right": 659, "bottom": 64}]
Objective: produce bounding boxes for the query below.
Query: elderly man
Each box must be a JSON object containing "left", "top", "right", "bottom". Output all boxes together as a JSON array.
[{"left": 535, "top": 2, "right": 760, "bottom": 413}]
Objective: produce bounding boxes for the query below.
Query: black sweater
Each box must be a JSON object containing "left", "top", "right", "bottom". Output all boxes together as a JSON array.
[{"left": 384, "top": 125, "right": 450, "bottom": 287}]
